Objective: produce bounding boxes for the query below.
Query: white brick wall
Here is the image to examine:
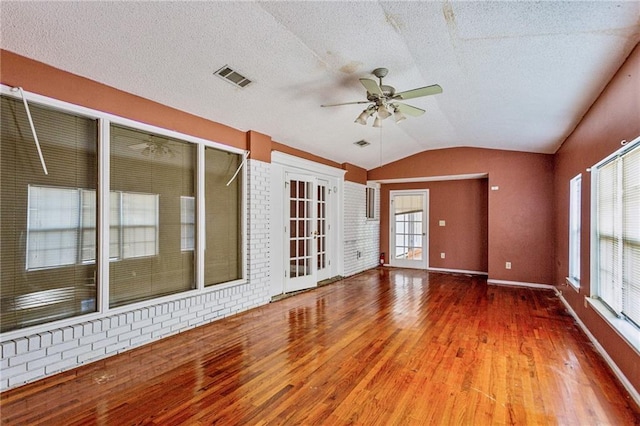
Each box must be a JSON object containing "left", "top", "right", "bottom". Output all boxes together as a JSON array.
[
  {"left": 343, "top": 182, "right": 380, "bottom": 277},
  {"left": 0, "top": 159, "right": 271, "bottom": 391}
]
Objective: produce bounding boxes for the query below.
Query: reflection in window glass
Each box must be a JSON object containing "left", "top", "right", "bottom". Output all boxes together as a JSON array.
[
  {"left": 27, "top": 186, "right": 80, "bottom": 270},
  {"left": 181, "top": 196, "right": 195, "bottom": 251}
]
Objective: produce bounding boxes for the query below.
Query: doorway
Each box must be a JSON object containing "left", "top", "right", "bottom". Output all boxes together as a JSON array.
[
  {"left": 389, "top": 190, "right": 429, "bottom": 269},
  {"left": 270, "top": 152, "right": 344, "bottom": 296}
]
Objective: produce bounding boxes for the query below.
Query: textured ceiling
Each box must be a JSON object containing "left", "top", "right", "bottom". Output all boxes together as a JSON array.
[{"left": 1, "top": 1, "right": 639, "bottom": 169}]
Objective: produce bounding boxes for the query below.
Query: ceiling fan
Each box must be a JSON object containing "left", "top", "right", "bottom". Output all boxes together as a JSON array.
[
  {"left": 123, "top": 135, "right": 177, "bottom": 158},
  {"left": 321, "top": 68, "right": 442, "bottom": 127}
]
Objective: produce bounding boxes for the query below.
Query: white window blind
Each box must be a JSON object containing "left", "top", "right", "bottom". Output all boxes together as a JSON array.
[
  {"left": 622, "top": 146, "right": 640, "bottom": 325},
  {"left": 595, "top": 141, "right": 640, "bottom": 327},
  {"left": 568, "top": 174, "right": 581, "bottom": 285}
]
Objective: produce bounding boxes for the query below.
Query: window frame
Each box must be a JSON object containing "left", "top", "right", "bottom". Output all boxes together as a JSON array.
[
  {"left": 0, "top": 84, "right": 248, "bottom": 340},
  {"left": 589, "top": 136, "right": 640, "bottom": 353},
  {"left": 567, "top": 173, "right": 581, "bottom": 289},
  {"left": 365, "top": 185, "right": 377, "bottom": 220}
]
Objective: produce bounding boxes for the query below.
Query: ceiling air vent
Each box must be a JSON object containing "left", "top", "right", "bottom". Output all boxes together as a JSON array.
[
  {"left": 215, "top": 65, "right": 252, "bottom": 88},
  {"left": 354, "top": 140, "right": 370, "bottom": 147}
]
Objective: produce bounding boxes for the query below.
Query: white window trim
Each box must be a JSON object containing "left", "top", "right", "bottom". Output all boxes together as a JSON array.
[
  {"left": 589, "top": 135, "right": 640, "bottom": 353},
  {"left": 586, "top": 297, "right": 640, "bottom": 355},
  {"left": 0, "top": 84, "right": 248, "bottom": 341}
]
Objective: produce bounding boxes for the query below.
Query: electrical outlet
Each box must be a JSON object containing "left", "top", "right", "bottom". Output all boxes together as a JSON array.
[
  {"left": 440, "top": 252, "right": 445, "bottom": 259},
  {"left": 505, "top": 261, "right": 511, "bottom": 269},
  {"left": 439, "top": 220, "right": 446, "bottom": 226}
]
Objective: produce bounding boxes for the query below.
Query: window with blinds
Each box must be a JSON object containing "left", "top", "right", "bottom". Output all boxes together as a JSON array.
[
  {"left": 109, "top": 125, "right": 196, "bottom": 308},
  {"left": 0, "top": 96, "right": 98, "bottom": 332},
  {"left": 595, "top": 139, "right": 640, "bottom": 328},
  {"left": 568, "top": 174, "right": 581, "bottom": 287},
  {"left": 204, "top": 147, "right": 242, "bottom": 286},
  {"left": 1, "top": 90, "right": 246, "bottom": 333}
]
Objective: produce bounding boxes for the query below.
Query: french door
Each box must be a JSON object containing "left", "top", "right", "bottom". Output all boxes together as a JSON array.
[
  {"left": 316, "top": 179, "right": 331, "bottom": 282},
  {"left": 285, "top": 173, "right": 314, "bottom": 292},
  {"left": 284, "top": 174, "right": 333, "bottom": 292},
  {"left": 389, "top": 190, "right": 428, "bottom": 269}
]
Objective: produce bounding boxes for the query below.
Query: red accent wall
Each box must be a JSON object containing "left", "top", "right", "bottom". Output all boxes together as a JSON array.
[
  {"left": 554, "top": 43, "right": 640, "bottom": 395},
  {"left": 0, "top": 50, "right": 247, "bottom": 150},
  {"left": 342, "top": 163, "right": 368, "bottom": 185},
  {"left": 370, "top": 147, "right": 555, "bottom": 284},
  {"left": 381, "top": 179, "right": 488, "bottom": 273}
]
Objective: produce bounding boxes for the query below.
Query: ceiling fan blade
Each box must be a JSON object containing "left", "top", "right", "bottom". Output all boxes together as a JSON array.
[
  {"left": 394, "top": 84, "right": 442, "bottom": 100},
  {"left": 359, "top": 78, "right": 383, "bottom": 96},
  {"left": 395, "top": 103, "right": 425, "bottom": 117},
  {"left": 127, "top": 142, "right": 150, "bottom": 150},
  {"left": 321, "top": 100, "right": 370, "bottom": 107}
]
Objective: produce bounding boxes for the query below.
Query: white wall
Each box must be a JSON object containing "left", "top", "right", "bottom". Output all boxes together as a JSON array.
[{"left": 343, "top": 182, "right": 380, "bottom": 277}]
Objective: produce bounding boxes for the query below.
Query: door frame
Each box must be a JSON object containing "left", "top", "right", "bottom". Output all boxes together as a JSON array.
[
  {"left": 389, "top": 189, "right": 429, "bottom": 269},
  {"left": 270, "top": 152, "right": 345, "bottom": 296}
]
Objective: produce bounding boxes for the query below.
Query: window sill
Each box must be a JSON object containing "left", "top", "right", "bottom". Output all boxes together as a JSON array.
[
  {"left": 565, "top": 277, "right": 580, "bottom": 292},
  {"left": 586, "top": 297, "right": 640, "bottom": 355}
]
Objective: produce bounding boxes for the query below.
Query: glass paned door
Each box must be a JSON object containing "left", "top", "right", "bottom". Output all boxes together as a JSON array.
[
  {"left": 316, "top": 179, "right": 330, "bottom": 282},
  {"left": 390, "top": 191, "right": 428, "bottom": 269},
  {"left": 286, "top": 173, "right": 317, "bottom": 292}
]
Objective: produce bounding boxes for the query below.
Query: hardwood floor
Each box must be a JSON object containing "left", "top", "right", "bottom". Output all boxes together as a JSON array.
[{"left": 1, "top": 269, "right": 638, "bottom": 425}]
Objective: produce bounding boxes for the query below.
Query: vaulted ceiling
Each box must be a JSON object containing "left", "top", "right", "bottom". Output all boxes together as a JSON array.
[{"left": 2, "top": 1, "right": 638, "bottom": 169}]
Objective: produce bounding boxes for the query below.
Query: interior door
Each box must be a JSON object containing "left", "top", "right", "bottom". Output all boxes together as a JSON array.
[
  {"left": 389, "top": 190, "right": 428, "bottom": 269},
  {"left": 285, "top": 173, "right": 317, "bottom": 292}
]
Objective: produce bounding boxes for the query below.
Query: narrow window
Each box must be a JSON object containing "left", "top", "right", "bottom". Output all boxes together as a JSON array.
[
  {"left": 204, "top": 147, "right": 243, "bottom": 286},
  {"left": 366, "top": 187, "right": 376, "bottom": 219},
  {"left": 568, "top": 174, "right": 581, "bottom": 288}
]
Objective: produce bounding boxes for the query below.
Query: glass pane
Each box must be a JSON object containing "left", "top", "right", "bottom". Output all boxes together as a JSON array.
[
  {"left": 393, "top": 194, "right": 424, "bottom": 262},
  {"left": 204, "top": 147, "right": 242, "bottom": 286},
  {"left": 1, "top": 96, "right": 98, "bottom": 332},
  {"left": 110, "top": 125, "right": 196, "bottom": 306}
]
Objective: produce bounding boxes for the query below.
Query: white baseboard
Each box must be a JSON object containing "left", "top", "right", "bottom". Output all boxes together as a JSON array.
[
  {"left": 428, "top": 267, "right": 488, "bottom": 276},
  {"left": 487, "top": 279, "right": 555, "bottom": 290},
  {"left": 556, "top": 290, "right": 640, "bottom": 408}
]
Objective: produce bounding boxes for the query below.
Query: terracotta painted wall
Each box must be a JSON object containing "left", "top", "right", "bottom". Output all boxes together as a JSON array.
[
  {"left": 370, "top": 147, "right": 555, "bottom": 284},
  {"left": 0, "top": 50, "right": 247, "bottom": 151},
  {"left": 554, "top": 43, "right": 640, "bottom": 395},
  {"left": 380, "top": 179, "right": 488, "bottom": 273}
]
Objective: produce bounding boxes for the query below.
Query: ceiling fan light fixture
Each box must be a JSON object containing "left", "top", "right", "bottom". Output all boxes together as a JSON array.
[
  {"left": 393, "top": 106, "right": 406, "bottom": 123},
  {"left": 355, "top": 110, "right": 369, "bottom": 125},
  {"left": 377, "top": 105, "right": 391, "bottom": 120},
  {"left": 373, "top": 116, "right": 382, "bottom": 128}
]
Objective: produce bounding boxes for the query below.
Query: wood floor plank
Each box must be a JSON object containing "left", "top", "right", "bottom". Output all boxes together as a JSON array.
[{"left": 1, "top": 269, "right": 639, "bottom": 425}]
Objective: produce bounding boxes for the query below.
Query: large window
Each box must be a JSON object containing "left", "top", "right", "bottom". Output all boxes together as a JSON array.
[
  {"left": 594, "top": 139, "right": 639, "bottom": 329},
  {"left": 568, "top": 174, "right": 581, "bottom": 288},
  {"left": 109, "top": 125, "right": 196, "bottom": 308},
  {"left": 1, "top": 96, "right": 98, "bottom": 332},
  {"left": 1, "top": 91, "right": 245, "bottom": 334}
]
